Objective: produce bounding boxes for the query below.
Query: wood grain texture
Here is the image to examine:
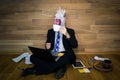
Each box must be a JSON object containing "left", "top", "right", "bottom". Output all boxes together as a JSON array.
[
  {"left": 0, "top": 53, "right": 120, "bottom": 80},
  {"left": 0, "top": 0, "right": 120, "bottom": 53}
]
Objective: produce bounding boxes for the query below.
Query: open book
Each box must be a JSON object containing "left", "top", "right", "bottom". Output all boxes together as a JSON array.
[{"left": 72, "top": 60, "right": 86, "bottom": 68}]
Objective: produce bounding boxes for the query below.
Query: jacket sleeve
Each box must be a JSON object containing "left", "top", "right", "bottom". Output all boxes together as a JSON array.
[
  {"left": 46, "top": 30, "right": 51, "bottom": 43},
  {"left": 66, "top": 29, "right": 78, "bottom": 48},
  {"left": 45, "top": 29, "right": 55, "bottom": 50}
]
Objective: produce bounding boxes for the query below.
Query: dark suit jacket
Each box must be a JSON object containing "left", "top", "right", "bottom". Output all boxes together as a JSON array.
[{"left": 46, "top": 28, "right": 78, "bottom": 64}]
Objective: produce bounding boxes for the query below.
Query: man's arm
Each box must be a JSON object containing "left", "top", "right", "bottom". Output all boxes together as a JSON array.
[
  {"left": 66, "top": 29, "right": 78, "bottom": 48},
  {"left": 60, "top": 27, "right": 78, "bottom": 48},
  {"left": 45, "top": 30, "right": 51, "bottom": 49}
]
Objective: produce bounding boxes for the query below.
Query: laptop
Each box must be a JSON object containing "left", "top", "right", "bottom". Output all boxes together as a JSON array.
[{"left": 28, "top": 46, "right": 55, "bottom": 62}]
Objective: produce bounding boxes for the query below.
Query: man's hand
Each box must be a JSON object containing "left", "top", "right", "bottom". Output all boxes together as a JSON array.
[
  {"left": 59, "top": 27, "right": 66, "bottom": 35},
  {"left": 46, "top": 43, "right": 51, "bottom": 49},
  {"left": 60, "top": 27, "right": 70, "bottom": 38}
]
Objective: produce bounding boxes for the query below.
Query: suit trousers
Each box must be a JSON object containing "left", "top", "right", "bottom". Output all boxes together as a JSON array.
[{"left": 30, "top": 52, "right": 70, "bottom": 75}]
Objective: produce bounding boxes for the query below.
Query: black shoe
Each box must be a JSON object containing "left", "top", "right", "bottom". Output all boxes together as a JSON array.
[
  {"left": 21, "top": 68, "right": 36, "bottom": 77},
  {"left": 55, "top": 68, "right": 66, "bottom": 79}
]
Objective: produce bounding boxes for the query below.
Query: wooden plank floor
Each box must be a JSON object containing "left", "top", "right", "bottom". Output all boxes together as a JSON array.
[{"left": 0, "top": 53, "right": 120, "bottom": 80}]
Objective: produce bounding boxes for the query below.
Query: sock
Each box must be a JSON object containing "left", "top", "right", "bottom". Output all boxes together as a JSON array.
[
  {"left": 94, "top": 56, "right": 109, "bottom": 61},
  {"left": 25, "top": 54, "right": 32, "bottom": 64},
  {"left": 12, "top": 52, "right": 29, "bottom": 63}
]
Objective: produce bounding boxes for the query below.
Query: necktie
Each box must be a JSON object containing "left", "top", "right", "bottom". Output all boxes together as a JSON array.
[{"left": 54, "top": 32, "right": 60, "bottom": 54}]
